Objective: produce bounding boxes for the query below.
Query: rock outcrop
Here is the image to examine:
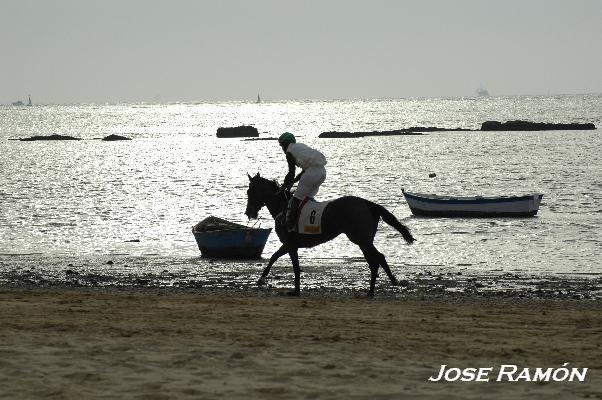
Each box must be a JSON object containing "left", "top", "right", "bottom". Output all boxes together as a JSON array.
[
  {"left": 319, "top": 130, "right": 421, "bottom": 138},
  {"left": 481, "top": 120, "right": 596, "bottom": 131},
  {"left": 102, "top": 134, "right": 132, "bottom": 141},
  {"left": 319, "top": 127, "right": 471, "bottom": 138},
  {"left": 19, "top": 134, "right": 81, "bottom": 141},
  {"left": 216, "top": 126, "right": 259, "bottom": 138}
]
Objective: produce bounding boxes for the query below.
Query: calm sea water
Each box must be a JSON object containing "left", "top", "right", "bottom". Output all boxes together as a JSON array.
[{"left": 1, "top": 95, "right": 601, "bottom": 291}]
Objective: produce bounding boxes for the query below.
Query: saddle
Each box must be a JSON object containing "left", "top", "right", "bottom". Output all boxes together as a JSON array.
[{"left": 294, "top": 197, "right": 329, "bottom": 234}]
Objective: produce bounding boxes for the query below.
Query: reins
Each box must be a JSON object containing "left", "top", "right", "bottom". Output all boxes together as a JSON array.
[
  {"left": 249, "top": 175, "right": 293, "bottom": 224},
  {"left": 266, "top": 180, "right": 291, "bottom": 222}
]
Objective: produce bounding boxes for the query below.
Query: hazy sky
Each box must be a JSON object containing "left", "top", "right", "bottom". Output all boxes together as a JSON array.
[{"left": 2, "top": 0, "right": 601, "bottom": 103}]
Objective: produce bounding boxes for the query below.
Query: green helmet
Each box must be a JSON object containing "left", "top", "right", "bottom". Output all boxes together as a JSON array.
[{"left": 278, "top": 132, "right": 296, "bottom": 145}]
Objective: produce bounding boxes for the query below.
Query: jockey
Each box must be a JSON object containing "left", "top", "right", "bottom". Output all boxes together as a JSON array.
[{"left": 278, "top": 132, "right": 327, "bottom": 231}]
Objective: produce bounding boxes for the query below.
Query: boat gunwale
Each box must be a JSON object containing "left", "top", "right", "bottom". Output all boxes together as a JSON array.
[
  {"left": 192, "top": 227, "right": 272, "bottom": 234},
  {"left": 406, "top": 209, "right": 539, "bottom": 217}
]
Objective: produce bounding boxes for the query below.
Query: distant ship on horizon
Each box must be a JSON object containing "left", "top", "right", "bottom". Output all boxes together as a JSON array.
[
  {"left": 476, "top": 86, "right": 489, "bottom": 97},
  {"left": 256, "top": 93, "right": 261, "bottom": 103}
]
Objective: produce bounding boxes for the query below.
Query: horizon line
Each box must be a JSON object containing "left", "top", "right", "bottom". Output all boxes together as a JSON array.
[{"left": 3, "top": 92, "right": 602, "bottom": 106}]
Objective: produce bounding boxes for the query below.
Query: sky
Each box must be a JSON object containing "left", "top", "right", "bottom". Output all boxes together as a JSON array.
[{"left": 2, "top": 0, "right": 601, "bottom": 103}]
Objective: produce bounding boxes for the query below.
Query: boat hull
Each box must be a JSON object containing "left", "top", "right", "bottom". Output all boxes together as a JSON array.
[
  {"left": 192, "top": 228, "right": 271, "bottom": 258},
  {"left": 403, "top": 191, "right": 543, "bottom": 218}
]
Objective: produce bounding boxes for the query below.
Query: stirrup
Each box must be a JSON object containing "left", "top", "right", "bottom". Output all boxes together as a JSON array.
[
  {"left": 285, "top": 198, "right": 300, "bottom": 232},
  {"left": 285, "top": 211, "right": 298, "bottom": 232}
]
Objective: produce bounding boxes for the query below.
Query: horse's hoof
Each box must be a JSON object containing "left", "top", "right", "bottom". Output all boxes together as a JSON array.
[
  {"left": 367, "top": 292, "right": 375, "bottom": 298},
  {"left": 257, "top": 277, "right": 266, "bottom": 286},
  {"left": 286, "top": 291, "right": 300, "bottom": 297}
]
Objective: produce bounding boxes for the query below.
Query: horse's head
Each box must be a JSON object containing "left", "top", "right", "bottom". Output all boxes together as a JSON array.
[{"left": 245, "top": 173, "right": 281, "bottom": 219}]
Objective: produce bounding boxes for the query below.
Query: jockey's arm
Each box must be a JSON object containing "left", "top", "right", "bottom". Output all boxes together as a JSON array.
[
  {"left": 293, "top": 170, "right": 305, "bottom": 183},
  {"left": 283, "top": 152, "right": 296, "bottom": 188}
]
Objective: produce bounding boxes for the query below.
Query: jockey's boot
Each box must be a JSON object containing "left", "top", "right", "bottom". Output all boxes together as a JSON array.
[{"left": 285, "top": 197, "right": 301, "bottom": 232}]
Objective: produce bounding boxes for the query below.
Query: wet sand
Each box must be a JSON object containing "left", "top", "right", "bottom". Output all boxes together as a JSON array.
[{"left": 0, "top": 287, "right": 600, "bottom": 399}]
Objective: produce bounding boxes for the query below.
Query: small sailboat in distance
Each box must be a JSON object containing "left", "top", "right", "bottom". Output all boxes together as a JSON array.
[
  {"left": 256, "top": 93, "right": 261, "bottom": 103},
  {"left": 27, "top": 95, "right": 32, "bottom": 106}
]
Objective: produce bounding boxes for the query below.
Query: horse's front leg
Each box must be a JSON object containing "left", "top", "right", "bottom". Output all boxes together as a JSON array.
[
  {"left": 288, "top": 249, "right": 301, "bottom": 296},
  {"left": 257, "top": 245, "right": 289, "bottom": 286}
]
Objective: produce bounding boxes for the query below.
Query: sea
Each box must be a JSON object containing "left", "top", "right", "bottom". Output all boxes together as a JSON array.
[{"left": 1, "top": 95, "right": 601, "bottom": 295}]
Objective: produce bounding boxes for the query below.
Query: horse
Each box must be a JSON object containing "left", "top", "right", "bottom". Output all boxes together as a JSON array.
[{"left": 245, "top": 173, "right": 415, "bottom": 297}]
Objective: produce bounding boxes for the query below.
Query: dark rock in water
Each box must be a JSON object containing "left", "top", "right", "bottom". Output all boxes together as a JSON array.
[
  {"left": 407, "top": 126, "right": 473, "bottom": 133},
  {"left": 319, "top": 127, "right": 473, "bottom": 138},
  {"left": 319, "top": 131, "right": 365, "bottom": 138},
  {"left": 216, "top": 125, "right": 259, "bottom": 138},
  {"left": 320, "top": 131, "right": 357, "bottom": 138},
  {"left": 481, "top": 120, "right": 596, "bottom": 131},
  {"left": 19, "top": 134, "right": 81, "bottom": 141},
  {"left": 429, "top": 173, "right": 437, "bottom": 178},
  {"left": 243, "top": 137, "right": 279, "bottom": 141},
  {"left": 319, "top": 130, "right": 423, "bottom": 138},
  {"left": 102, "top": 134, "right": 132, "bottom": 141}
]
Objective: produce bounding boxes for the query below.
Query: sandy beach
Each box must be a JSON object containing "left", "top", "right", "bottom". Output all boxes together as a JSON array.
[{"left": 0, "top": 287, "right": 600, "bottom": 399}]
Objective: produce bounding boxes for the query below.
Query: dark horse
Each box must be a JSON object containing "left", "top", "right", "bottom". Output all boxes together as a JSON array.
[{"left": 245, "top": 173, "right": 415, "bottom": 297}]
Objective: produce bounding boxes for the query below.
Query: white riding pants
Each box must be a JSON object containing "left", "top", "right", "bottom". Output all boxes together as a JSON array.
[{"left": 294, "top": 166, "right": 326, "bottom": 200}]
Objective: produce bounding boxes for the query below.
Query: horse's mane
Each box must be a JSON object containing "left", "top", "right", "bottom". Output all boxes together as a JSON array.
[{"left": 252, "top": 174, "right": 281, "bottom": 191}]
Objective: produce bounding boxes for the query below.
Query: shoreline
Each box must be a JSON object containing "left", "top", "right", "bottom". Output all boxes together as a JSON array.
[
  {"left": 2, "top": 258, "right": 601, "bottom": 302},
  {"left": 1, "top": 286, "right": 600, "bottom": 399}
]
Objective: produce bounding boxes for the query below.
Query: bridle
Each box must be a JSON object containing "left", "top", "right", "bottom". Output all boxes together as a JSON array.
[{"left": 246, "top": 176, "right": 290, "bottom": 221}]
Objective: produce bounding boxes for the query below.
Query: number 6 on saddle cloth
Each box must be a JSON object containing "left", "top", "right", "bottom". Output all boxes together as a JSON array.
[{"left": 287, "top": 197, "right": 329, "bottom": 234}]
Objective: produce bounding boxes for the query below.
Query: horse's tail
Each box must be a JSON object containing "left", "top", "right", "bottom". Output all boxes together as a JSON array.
[{"left": 368, "top": 202, "right": 415, "bottom": 244}]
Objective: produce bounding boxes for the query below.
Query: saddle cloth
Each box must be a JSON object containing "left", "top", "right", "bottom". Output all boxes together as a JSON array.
[{"left": 297, "top": 198, "right": 329, "bottom": 234}]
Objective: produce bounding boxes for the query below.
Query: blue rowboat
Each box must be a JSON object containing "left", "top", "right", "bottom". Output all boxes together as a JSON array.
[
  {"left": 192, "top": 217, "right": 271, "bottom": 258},
  {"left": 402, "top": 190, "right": 544, "bottom": 217}
]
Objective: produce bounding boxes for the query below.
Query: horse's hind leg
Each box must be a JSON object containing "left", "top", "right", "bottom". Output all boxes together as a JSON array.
[
  {"left": 376, "top": 250, "right": 399, "bottom": 286},
  {"left": 359, "top": 243, "right": 400, "bottom": 296},
  {"left": 358, "top": 243, "right": 382, "bottom": 297}
]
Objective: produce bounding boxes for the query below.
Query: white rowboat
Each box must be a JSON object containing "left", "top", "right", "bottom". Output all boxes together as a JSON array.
[{"left": 402, "top": 190, "right": 543, "bottom": 217}]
